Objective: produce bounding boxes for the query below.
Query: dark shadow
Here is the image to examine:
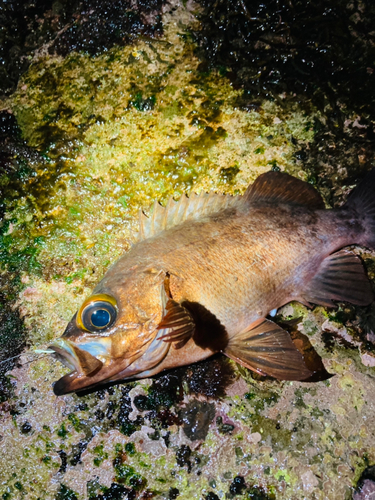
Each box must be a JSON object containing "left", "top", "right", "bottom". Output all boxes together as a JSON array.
[{"left": 278, "top": 317, "right": 334, "bottom": 382}]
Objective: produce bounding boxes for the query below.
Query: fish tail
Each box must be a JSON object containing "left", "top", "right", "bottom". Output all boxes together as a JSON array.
[{"left": 344, "top": 168, "right": 375, "bottom": 249}]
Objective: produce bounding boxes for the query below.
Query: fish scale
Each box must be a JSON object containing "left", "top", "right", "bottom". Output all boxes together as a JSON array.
[{"left": 162, "top": 216, "right": 305, "bottom": 332}]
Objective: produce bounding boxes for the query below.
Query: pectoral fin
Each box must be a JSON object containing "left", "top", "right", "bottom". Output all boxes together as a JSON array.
[
  {"left": 158, "top": 281, "right": 196, "bottom": 349},
  {"left": 302, "top": 249, "right": 373, "bottom": 307},
  {"left": 224, "top": 318, "right": 312, "bottom": 381},
  {"left": 157, "top": 299, "right": 196, "bottom": 349}
]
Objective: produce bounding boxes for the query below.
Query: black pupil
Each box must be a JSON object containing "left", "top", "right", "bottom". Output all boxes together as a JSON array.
[{"left": 91, "top": 308, "right": 111, "bottom": 328}]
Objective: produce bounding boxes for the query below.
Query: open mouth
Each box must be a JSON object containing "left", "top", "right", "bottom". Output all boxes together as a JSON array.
[
  {"left": 49, "top": 338, "right": 107, "bottom": 395},
  {"left": 49, "top": 338, "right": 104, "bottom": 375},
  {"left": 49, "top": 336, "right": 146, "bottom": 395},
  {"left": 49, "top": 329, "right": 170, "bottom": 395}
]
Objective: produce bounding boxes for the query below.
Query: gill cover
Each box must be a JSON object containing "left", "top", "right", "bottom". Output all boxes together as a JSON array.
[{"left": 77, "top": 294, "right": 117, "bottom": 332}]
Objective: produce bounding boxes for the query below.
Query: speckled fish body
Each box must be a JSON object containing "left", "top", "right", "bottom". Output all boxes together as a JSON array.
[{"left": 51, "top": 170, "right": 375, "bottom": 394}]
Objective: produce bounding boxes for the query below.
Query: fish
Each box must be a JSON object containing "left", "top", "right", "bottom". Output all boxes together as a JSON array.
[{"left": 50, "top": 169, "right": 375, "bottom": 395}]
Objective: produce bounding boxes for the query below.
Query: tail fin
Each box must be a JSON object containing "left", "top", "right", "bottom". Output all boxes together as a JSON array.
[{"left": 344, "top": 169, "right": 375, "bottom": 249}]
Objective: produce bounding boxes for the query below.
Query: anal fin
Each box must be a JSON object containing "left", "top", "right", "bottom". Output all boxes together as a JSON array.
[
  {"left": 224, "top": 318, "right": 312, "bottom": 381},
  {"left": 302, "top": 249, "right": 373, "bottom": 307}
]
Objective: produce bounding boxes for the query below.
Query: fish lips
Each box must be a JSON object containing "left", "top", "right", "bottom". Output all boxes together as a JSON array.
[
  {"left": 50, "top": 313, "right": 117, "bottom": 395},
  {"left": 50, "top": 318, "right": 167, "bottom": 395},
  {"left": 49, "top": 336, "right": 142, "bottom": 395},
  {"left": 49, "top": 338, "right": 105, "bottom": 395}
]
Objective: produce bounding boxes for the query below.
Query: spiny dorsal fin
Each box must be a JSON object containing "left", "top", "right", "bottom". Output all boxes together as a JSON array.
[
  {"left": 138, "top": 191, "right": 239, "bottom": 241},
  {"left": 243, "top": 171, "right": 325, "bottom": 209}
]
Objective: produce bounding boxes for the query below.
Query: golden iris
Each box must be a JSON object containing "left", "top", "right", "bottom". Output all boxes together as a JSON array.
[{"left": 77, "top": 294, "right": 117, "bottom": 332}]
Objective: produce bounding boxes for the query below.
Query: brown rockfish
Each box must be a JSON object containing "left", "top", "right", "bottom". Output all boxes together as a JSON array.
[{"left": 50, "top": 170, "right": 375, "bottom": 395}]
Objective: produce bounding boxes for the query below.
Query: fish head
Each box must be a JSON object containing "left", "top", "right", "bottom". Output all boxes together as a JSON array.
[{"left": 50, "top": 266, "right": 169, "bottom": 395}]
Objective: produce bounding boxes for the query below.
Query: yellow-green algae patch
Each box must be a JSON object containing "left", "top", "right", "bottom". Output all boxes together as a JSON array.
[{"left": 0, "top": 2, "right": 375, "bottom": 500}]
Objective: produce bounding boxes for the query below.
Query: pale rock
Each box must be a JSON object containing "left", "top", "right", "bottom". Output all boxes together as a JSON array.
[
  {"left": 247, "top": 432, "right": 262, "bottom": 444},
  {"left": 131, "top": 426, "right": 167, "bottom": 457},
  {"left": 361, "top": 353, "right": 375, "bottom": 368},
  {"left": 301, "top": 470, "right": 319, "bottom": 492}
]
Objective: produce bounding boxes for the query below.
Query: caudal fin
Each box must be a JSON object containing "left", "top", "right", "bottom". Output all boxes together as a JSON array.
[{"left": 344, "top": 169, "right": 375, "bottom": 249}]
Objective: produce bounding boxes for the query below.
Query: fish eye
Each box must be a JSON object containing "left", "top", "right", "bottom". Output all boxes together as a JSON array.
[
  {"left": 91, "top": 308, "right": 111, "bottom": 328},
  {"left": 77, "top": 294, "right": 117, "bottom": 333},
  {"left": 81, "top": 301, "right": 117, "bottom": 332}
]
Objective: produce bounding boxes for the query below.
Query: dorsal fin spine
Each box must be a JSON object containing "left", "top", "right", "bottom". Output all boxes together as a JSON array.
[
  {"left": 202, "top": 191, "right": 208, "bottom": 208},
  {"left": 151, "top": 200, "right": 158, "bottom": 237},
  {"left": 180, "top": 194, "right": 190, "bottom": 222},
  {"left": 137, "top": 191, "right": 238, "bottom": 241},
  {"left": 138, "top": 210, "right": 146, "bottom": 240}
]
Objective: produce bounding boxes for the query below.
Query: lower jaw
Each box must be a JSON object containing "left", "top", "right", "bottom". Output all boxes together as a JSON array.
[
  {"left": 53, "top": 370, "right": 80, "bottom": 396},
  {"left": 51, "top": 351, "right": 144, "bottom": 395},
  {"left": 52, "top": 368, "right": 110, "bottom": 396}
]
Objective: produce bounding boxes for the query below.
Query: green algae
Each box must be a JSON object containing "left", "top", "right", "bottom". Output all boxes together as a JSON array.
[{"left": 56, "top": 485, "right": 79, "bottom": 500}]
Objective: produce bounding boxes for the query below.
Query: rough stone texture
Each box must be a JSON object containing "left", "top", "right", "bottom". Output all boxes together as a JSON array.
[
  {"left": 354, "top": 480, "right": 375, "bottom": 500},
  {"left": 0, "top": 1, "right": 375, "bottom": 499}
]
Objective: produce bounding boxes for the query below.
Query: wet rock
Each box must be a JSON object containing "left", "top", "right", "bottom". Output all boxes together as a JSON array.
[
  {"left": 353, "top": 479, "right": 375, "bottom": 500},
  {"left": 179, "top": 399, "right": 216, "bottom": 441},
  {"left": 0, "top": 0, "right": 167, "bottom": 96},
  {"left": 195, "top": 0, "right": 375, "bottom": 120},
  {"left": 229, "top": 475, "right": 246, "bottom": 495}
]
